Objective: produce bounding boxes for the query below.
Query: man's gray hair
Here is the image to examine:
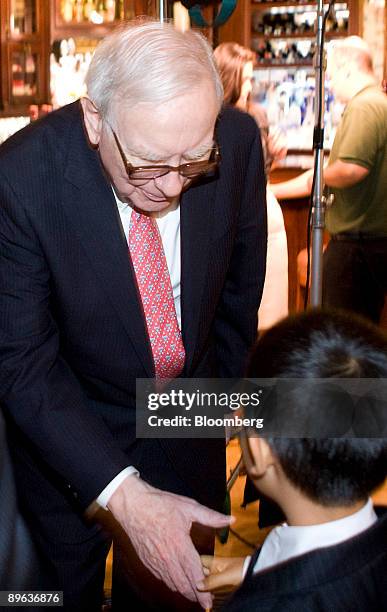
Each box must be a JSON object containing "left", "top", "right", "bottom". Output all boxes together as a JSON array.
[
  {"left": 85, "top": 19, "right": 224, "bottom": 121},
  {"left": 328, "top": 36, "right": 374, "bottom": 74}
]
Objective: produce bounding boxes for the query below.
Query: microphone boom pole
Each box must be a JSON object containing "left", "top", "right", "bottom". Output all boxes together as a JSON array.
[{"left": 310, "top": 0, "right": 330, "bottom": 306}]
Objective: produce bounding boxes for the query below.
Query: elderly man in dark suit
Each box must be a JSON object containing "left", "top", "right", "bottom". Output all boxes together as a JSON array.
[{"left": 0, "top": 19, "right": 266, "bottom": 612}]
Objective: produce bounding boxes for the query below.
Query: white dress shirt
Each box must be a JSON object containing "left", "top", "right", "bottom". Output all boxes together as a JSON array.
[
  {"left": 243, "top": 498, "right": 377, "bottom": 577},
  {"left": 96, "top": 195, "right": 181, "bottom": 509}
]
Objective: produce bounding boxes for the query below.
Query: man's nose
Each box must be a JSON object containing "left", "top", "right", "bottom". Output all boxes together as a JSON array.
[{"left": 154, "top": 171, "right": 186, "bottom": 198}]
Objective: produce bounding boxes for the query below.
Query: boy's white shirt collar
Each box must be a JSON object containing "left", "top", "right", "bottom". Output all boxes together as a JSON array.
[{"left": 243, "top": 498, "right": 377, "bottom": 577}]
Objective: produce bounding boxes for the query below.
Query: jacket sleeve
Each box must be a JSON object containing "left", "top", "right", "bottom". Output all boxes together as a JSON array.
[
  {"left": 0, "top": 171, "right": 130, "bottom": 509},
  {"left": 214, "top": 123, "right": 267, "bottom": 377}
]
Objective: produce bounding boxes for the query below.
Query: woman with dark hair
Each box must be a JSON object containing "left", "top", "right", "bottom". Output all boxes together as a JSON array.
[{"left": 214, "top": 42, "right": 289, "bottom": 330}]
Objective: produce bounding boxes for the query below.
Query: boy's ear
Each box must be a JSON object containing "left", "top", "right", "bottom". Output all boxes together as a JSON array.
[
  {"left": 246, "top": 437, "right": 276, "bottom": 478},
  {"left": 80, "top": 97, "right": 103, "bottom": 147}
]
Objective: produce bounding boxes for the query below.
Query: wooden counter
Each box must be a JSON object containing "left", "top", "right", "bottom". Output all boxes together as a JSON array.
[{"left": 270, "top": 158, "right": 312, "bottom": 313}]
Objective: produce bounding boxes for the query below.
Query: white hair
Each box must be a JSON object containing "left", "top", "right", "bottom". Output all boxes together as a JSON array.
[
  {"left": 328, "top": 36, "right": 374, "bottom": 74},
  {"left": 85, "top": 18, "right": 223, "bottom": 121}
]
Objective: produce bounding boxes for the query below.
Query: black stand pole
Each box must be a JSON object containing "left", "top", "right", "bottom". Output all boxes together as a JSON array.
[{"left": 310, "top": 0, "right": 328, "bottom": 307}]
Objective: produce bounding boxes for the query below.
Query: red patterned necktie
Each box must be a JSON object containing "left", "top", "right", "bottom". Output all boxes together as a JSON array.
[{"left": 129, "top": 210, "right": 185, "bottom": 379}]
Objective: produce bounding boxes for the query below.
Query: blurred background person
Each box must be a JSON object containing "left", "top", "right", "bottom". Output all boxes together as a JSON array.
[
  {"left": 271, "top": 36, "right": 387, "bottom": 324},
  {"left": 214, "top": 42, "right": 288, "bottom": 331},
  {"left": 322, "top": 36, "right": 387, "bottom": 323}
]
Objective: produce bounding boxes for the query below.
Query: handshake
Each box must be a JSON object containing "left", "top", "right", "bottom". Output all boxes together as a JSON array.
[{"left": 198, "top": 555, "right": 246, "bottom": 595}]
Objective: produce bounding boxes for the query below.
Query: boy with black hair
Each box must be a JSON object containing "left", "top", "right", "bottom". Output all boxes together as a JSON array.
[{"left": 199, "top": 309, "right": 387, "bottom": 611}]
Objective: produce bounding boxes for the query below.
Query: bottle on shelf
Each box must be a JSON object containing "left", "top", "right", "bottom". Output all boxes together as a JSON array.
[
  {"left": 253, "top": 39, "right": 315, "bottom": 66},
  {"left": 83, "top": 0, "right": 95, "bottom": 21},
  {"left": 96, "top": 0, "right": 107, "bottom": 21},
  {"left": 12, "top": 60, "right": 25, "bottom": 97},
  {"left": 75, "top": 0, "right": 84, "bottom": 22},
  {"left": 62, "top": 0, "right": 74, "bottom": 23},
  {"left": 252, "top": 3, "right": 349, "bottom": 40},
  {"left": 115, "top": 0, "right": 124, "bottom": 20},
  {"left": 106, "top": 0, "right": 116, "bottom": 22}
]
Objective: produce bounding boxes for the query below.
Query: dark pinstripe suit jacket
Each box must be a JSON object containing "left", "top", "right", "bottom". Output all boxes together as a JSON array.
[
  {"left": 0, "top": 102, "right": 266, "bottom": 524},
  {"left": 226, "top": 508, "right": 387, "bottom": 611}
]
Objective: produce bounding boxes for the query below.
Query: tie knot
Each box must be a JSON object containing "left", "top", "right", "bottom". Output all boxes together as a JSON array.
[{"left": 133, "top": 210, "right": 152, "bottom": 224}]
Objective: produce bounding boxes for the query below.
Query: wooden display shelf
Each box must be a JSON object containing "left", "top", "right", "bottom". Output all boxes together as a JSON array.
[
  {"left": 254, "top": 61, "right": 313, "bottom": 68},
  {"left": 50, "top": 20, "right": 120, "bottom": 41},
  {"left": 51, "top": 0, "right": 145, "bottom": 42},
  {"left": 251, "top": 1, "right": 347, "bottom": 8},
  {"left": 53, "top": 19, "right": 121, "bottom": 30},
  {"left": 251, "top": 31, "right": 348, "bottom": 40},
  {"left": 218, "top": 0, "right": 359, "bottom": 52}
]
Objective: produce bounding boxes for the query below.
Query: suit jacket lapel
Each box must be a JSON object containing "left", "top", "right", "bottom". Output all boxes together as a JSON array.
[
  {"left": 180, "top": 178, "right": 216, "bottom": 374},
  {"left": 62, "top": 110, "right": 154, "bottom": 376}
]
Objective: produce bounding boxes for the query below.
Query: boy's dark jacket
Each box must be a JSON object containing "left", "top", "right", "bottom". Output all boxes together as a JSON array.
[{"left": 225, "top": 507, "right": 387, "bottom": 611}]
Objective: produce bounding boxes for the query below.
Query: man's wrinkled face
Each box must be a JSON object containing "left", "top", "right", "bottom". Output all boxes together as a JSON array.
[{"left": 82, "top": 83, "right": 220, "bottom": 214}]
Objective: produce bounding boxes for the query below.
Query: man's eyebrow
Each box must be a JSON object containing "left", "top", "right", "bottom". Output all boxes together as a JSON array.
[
  {"left": 126, "top": 147, "right": 161, "bottom": 162},
  {"left": 125, "top": 141, "right": 216, "bottom": 164},
  {"left": 184, "top": 142, "right": 216, "bottom": 160}
]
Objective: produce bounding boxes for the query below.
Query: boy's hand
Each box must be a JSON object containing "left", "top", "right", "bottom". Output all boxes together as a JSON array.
[{"left": 197, "top": 555, "right": 246, "bottom": 593}]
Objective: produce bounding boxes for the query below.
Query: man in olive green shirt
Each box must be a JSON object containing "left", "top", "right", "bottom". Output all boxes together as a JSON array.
[
  {"left": 272, "top": 37, "right": 387, "bottom": 322},
  {"left": 326, "top": 87, "right": 387, "bottom": 237},
  {"left": 322, "top": 37, "right": 387, "bottom": 322}
]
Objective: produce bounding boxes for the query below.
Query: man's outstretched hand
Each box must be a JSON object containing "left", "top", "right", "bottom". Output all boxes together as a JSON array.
[{"left": 107, "top": 475, "right": 233, "bottom": 609}]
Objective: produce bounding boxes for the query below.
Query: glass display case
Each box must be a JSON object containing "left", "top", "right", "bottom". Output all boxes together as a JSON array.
[
  {"left": 52, "top": 0, "right": 149, "bottom": 38},
  {"left": 57, "top": 0, "right": 127, "bottom": 26},
  {"left": 10, "top": 0, "right": 37, "bottom": 35},
  {"left": 0, "top": 0, "right": 156, "bottom": 116},
  {"left": 218, "top": 0, "right": 361, "bottom": 151},
  {"left": 249, "top": 2, "right": 357, "bottom": 151},
  {"left": 0, "top": 0, "right": 50, "bottom": 115},
  {"left": 49, "top": 1, "right": 150, "bottom": 108},
  {"left": 251, "top": 2, "right": 350, "bottom": 67}
]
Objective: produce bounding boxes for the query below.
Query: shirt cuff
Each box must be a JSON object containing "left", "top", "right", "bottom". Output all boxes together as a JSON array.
[
  {"left": 242, "top": 555, "right": 252, "bottom": 580},
  {"left": 96, "top": 466, "right": 140, "bottom": 509}
]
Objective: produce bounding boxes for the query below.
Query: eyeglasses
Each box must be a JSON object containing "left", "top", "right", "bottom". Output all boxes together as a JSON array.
[{"left": 110, "top": 127, "right": 220, "bottom": 183}]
